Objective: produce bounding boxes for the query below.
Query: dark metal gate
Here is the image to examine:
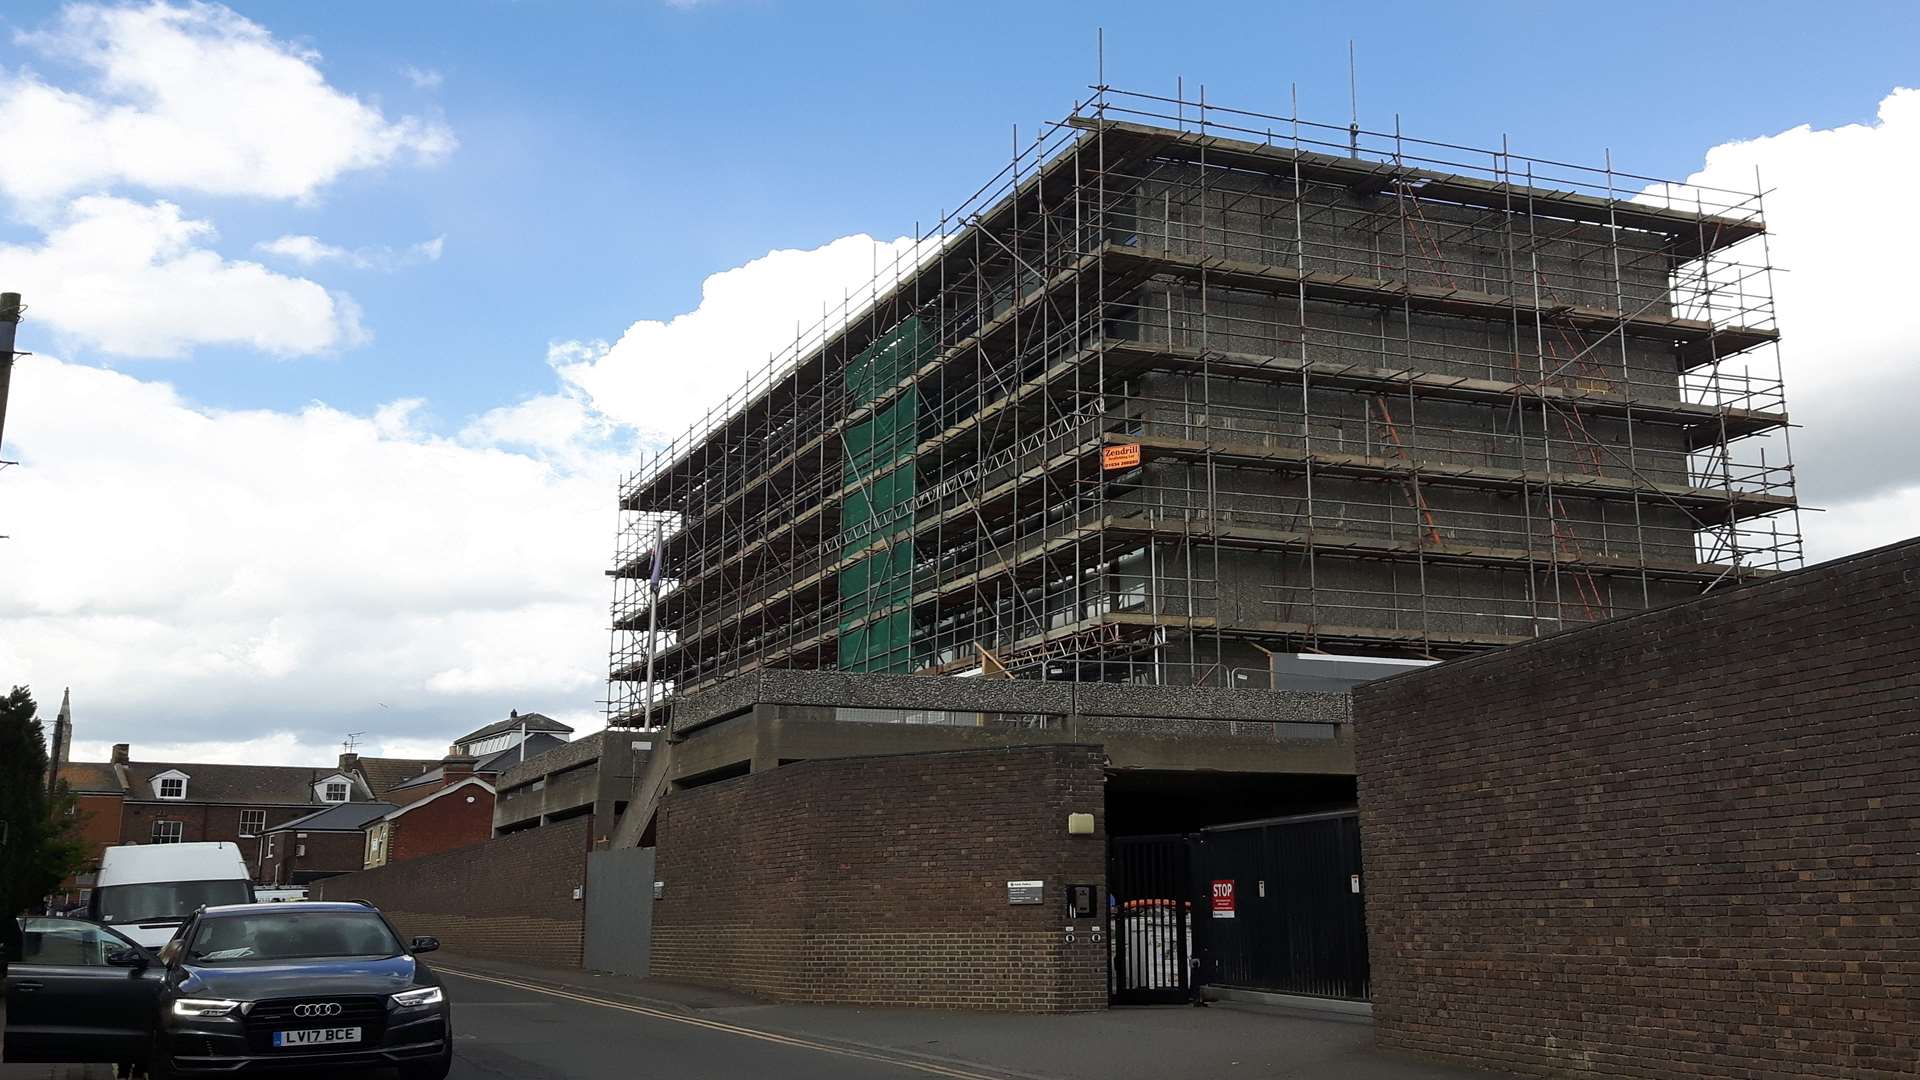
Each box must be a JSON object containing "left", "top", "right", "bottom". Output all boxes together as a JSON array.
[
  {"left": 1195, "top": 811, "right": 1369, "bottom": 1000},
  {"left": 1107, "top": 833, "right": 1194, "bottom": 1004}
]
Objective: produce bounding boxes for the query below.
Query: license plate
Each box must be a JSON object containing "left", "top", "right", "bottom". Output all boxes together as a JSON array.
[{"left": 272, "top": 1027, "right": 362, "bottom": 1047}]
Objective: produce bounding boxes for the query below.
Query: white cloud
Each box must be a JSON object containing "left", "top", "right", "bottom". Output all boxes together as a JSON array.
[
  {"left": 0, "top": 196, "right": 363, "bottom": 358},
  {"left": 552, "top": 233, "right": 927, "bottom": 442},
  {"left": 0, "top": 1, "right": 455, "bottom": 205},
  {"left": 1665, "top": 88, "right": 1920, "bottom": 562},
  {"left": 258, "top": 233, "right": 446, "bottom": 271},
  {"left": 402, "top": 65, "right": 443, "bottom": 91},
  {"left": 1, "top": 354, "right": 621, "bottom": 761}
]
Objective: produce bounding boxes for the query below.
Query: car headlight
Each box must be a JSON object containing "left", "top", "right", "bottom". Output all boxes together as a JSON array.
[
  {"left": 172, "top": 998, "right": 241, "bottom": 1018},
  {"left": 391, "top": 986, "right": 444, "bottom": 1009}
]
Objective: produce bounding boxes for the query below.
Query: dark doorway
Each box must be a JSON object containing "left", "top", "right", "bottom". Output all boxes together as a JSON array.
[{"left": 1105, "top": 770, "right": 1356, "bottom": 837}]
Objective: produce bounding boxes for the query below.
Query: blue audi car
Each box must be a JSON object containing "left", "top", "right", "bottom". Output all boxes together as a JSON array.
[{"left": 5, "top": 901, "right": 452, "bottom": 1078}]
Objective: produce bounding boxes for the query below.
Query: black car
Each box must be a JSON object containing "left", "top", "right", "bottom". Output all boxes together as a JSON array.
[
  {"left": 3, "top": 916, "right": 158, "bottom": 1069},
  {"left": 120, "top": 899, "right": 451, "bottom": 1079}
]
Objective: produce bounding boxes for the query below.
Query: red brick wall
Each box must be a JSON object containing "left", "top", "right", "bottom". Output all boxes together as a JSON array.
[
  {"left": 314, "top": 817, "right": 588, "bottom": 966},
  {"left": 652, "top": 744, "right": 1108, "bottom": 1012},
  {"left": 389, "top": 786, "right": 496, "bottom": 863},
  {"left": 70, "top": 793, "right": 124, "bottom": 864},
  {"left": 119, "top": 802, "right": 311, "bottom": 870},
  {"left": 1354, "top": 538, "right": 1920, "bottom": 1079}
]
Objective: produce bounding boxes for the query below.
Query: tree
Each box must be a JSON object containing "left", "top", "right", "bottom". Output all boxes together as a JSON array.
[{"left": 0, "top": 687, "right": 86, "bottom": 915}]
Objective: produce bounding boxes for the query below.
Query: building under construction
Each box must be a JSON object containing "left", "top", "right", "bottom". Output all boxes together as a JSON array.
[{"left": 607, "top": 88, "right": 1799, "bottom": 727}]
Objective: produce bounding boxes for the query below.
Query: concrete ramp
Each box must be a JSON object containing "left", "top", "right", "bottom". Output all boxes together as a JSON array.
[{"left": 609, "top": 739, "right": 673, "bottom": 849}]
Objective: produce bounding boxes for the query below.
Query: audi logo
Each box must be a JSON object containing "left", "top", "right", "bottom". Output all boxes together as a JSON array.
[{"left": 292, "top": 1003, "right": 342, "bottom": 1018}]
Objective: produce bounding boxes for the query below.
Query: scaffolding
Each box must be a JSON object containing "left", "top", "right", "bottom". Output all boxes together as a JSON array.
[{"left": 606, "top": 87, "right": 1800, "bottom": 727}]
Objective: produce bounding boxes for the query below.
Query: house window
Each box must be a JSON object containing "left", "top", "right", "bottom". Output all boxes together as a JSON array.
[
  {"left": 323, "top": 781, "right": 349, "bottom": 803},
  {"left": 239, "top": 810, "right": 265, "bottom": 836},
  {"left": 151, "top": 820, "right": 184, "bottom": 844},
  {"left": 158, "top": 777, "right": 186, "bottom": 800},
  {"left": 266, "top": 835, "right": 275, "bottom": 859}
]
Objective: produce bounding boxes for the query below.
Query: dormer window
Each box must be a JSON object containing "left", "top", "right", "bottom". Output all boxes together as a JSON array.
[
  {"left": 324, "top": 781, "right": 349, "bottom": 803},
  {"left": 152, "top": 770, "right": 190, "bottom": 800}
]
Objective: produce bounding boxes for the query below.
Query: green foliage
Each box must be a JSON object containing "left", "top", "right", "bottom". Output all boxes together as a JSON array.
[{"left": 0, "top": 687, "right": 88, "bottom": 914}]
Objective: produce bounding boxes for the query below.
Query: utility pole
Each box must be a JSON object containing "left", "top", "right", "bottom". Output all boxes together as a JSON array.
[{"left": 0, "top": 292, "right": 22, "bottom": 463}]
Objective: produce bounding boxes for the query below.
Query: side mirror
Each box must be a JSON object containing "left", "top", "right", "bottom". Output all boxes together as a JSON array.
[
  {"left": 409, "top": 936, "right": 440, "bottom": 954},
  {"left": 106, "top": 947, "right": 150, "bottom": 969}
]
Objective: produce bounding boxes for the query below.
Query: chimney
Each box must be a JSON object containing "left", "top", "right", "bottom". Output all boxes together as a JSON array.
[
  {"left": 440, "top": 754, "right": 478, "bottom": 788},
  {"left": 338, "top": 751, "right": 360, "bottom": 773},
  {"left": 110, "top": 742, "right": 130, "bottom": 764}
]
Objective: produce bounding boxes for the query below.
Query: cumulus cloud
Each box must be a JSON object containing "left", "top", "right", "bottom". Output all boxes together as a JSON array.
[
  {"left": 1, "top": 354, "right": 621, "bottom": 759},
  {"left": 552, "top": 233, "right": 928, "bottom": 442},
  {"left": 1665, "top": 87, "right": 1920, "bottom": 561},
  {"left": 258, "top": 233, "right": 445, "bottom": 271},
  {"left": 0, "top": 1, "right": 455, "bottom": 205},
  {"left": 0, "top": 196, "right": 363, "bottom": 358}
]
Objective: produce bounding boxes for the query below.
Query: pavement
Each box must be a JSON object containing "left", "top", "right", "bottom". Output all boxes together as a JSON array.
[{"left": 2, "top": 953, "right": 1515, "bottom": 1079}]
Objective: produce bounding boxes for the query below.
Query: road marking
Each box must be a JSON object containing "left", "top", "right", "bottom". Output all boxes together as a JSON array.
[{"left": 437, "top": 967, "right": 1013, "bottom": 1080}]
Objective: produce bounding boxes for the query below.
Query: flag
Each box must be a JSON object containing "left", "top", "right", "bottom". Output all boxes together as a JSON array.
[{"left": 648, "top": 525, "right": 664, "bottom": 594}]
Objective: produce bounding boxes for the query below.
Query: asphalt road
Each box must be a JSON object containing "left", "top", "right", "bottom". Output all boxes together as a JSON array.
[{"left": 440, "top": 971, "right": 1001, "bottom": 1080}]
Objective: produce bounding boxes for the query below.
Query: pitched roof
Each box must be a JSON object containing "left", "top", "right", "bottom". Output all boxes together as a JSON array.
[
  {"left": 383, "top": 777, "right": 495, "bottom": 821},
  {"left": 117, "top": 761, "right": 368, "bottom": 806},
  {"left": 264, "top": 801, "right": 397, "bottom": 833},
  {"left": 386, "top": 735, "right": 569, "bottom": 794},
  {"left": 57, "top": 762, "right": 122, "bottom": 794},
  {"left": 350, "top": 756, "right": 441, "bottom": 798},
  {"left": 453, "top": 712, "right": 572, "bottom": 746}
]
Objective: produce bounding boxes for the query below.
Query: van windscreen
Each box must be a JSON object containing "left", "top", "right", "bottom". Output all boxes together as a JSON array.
[{"left": 95, "top": 880, "right": 252, "bottom": 924}]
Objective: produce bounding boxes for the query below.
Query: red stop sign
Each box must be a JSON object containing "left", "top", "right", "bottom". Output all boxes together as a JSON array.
[{"left": 1211, "top": 879, "right": 1236, "bottom": 918}]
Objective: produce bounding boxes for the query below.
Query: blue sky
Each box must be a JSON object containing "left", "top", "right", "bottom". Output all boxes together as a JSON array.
[
  {"left": 5, "top": 0, "right": 1915, "bottom": 424},
  {"left": 2, "top": 0, "right": 1916, "bottom": 763}
]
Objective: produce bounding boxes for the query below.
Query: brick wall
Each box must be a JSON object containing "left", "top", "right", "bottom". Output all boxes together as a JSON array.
[
  {"left": 388, "top": 784, "right": 495, "bottom": 863},
  {"left": 259, "top": 829, "right": 364, "bottom": 885},
  {"left": 1353, "top": 538, "right": 1920, "bottom": 1079},
  {"left": 120, "top": 801, "right": 310, "bottom": 868},
  {"left": 315, "top": 817, "right": 589, "bottom": 966},
  {"left": 652, "top": 744, "right": 1108, "bottom": 1012}
]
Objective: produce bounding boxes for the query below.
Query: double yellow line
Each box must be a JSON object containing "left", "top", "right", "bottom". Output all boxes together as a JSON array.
[{"left": 437, "top": 966, "right": 1014, "bottom": 1080}]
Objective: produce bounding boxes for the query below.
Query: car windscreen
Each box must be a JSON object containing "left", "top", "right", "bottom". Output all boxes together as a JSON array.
[
  {"left": 94, "top": 879, "right": 253, "bottom": 925},
  {"left": 184, "top": 911, "right": 403, "bottom": 965}
]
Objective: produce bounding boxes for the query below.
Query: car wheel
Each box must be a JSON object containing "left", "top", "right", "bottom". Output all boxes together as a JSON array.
[{"left": 399, "top": 1040, "right": 453, "bottom": 1080}]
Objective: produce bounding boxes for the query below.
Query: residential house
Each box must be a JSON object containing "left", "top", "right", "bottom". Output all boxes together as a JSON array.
[
  {"left": 363, "top": 756, "right": 496, "bottom": 868},
  {"left": 450, "top": 710, "right": 572, "bottom": 759},
  {"left": 50, "top": 739, "right": 377, "bottom": 903},
  {"left": 256, "top": 801, "right": 397, "bottom": 886}
]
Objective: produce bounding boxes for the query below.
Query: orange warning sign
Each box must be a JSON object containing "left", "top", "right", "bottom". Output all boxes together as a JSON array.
[{"left": 1102, "top": 444, "right": 1142, "bottom": 471}]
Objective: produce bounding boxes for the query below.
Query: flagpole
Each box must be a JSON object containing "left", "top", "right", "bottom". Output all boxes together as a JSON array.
[{"left": 642, "top": 519, "right": 663, "bottom": 731}]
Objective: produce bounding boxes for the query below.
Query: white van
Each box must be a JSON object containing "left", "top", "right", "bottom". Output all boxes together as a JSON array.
[{"left": 88, "top": 842, "right": 256, "bottom": 949}]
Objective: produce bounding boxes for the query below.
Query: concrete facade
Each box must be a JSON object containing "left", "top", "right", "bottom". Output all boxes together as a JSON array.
[
  {"left": 493, "top": 729, "right": 646, "bottom": 845},
  {"left": 1354, "top": 537, "right": 1920, "bottom": 1079}
]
